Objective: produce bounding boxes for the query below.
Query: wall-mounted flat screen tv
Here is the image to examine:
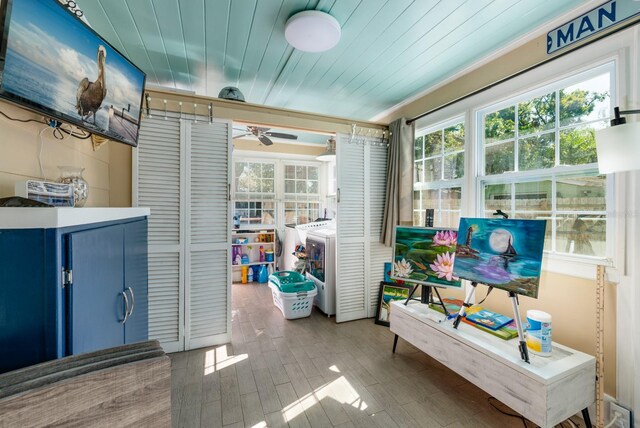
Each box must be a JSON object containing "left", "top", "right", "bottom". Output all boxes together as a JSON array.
[
  {"left": 453, "top": 217, "right": 546, "bottom": 298},
  {"left": 390, "top": 226, "right": 462, "bottom": 289},
  {"left": 0, "top": 0, "right": 146, "bottom": 147}
]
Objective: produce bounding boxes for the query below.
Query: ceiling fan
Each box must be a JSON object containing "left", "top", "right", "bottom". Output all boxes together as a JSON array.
[{"left": 233, "top": 126, "right": 298, "bottom": 146}]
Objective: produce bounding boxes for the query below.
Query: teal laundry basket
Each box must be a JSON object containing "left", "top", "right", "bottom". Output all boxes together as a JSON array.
[{"left": 268, "top": 271, "right": 317, "bottom": 319}]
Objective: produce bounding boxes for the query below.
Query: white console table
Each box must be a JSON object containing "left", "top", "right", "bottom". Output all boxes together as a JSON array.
[{"left": 390, "top": 301, "right": 596, "bottom": 428}]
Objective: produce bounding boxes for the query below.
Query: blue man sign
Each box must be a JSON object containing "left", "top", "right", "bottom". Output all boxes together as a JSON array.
[{"left": 547, "top": 0, "right": 640, "bottom": 54}]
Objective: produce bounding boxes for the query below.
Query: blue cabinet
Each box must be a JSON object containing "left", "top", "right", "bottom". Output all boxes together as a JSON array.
[
  {"left": 123, "top": 220, "right": 149, "bottom": 345},
  {"left": 0, "top": 214, "right": 148, "bottom": 373}
]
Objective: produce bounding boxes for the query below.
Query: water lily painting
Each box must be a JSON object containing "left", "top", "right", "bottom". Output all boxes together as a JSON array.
[
  {"left": 453, "top": 218, "right": 547, "bottom": 298},
  {"left": 391, "top": 226, "right": 462, "bottom": 289}
]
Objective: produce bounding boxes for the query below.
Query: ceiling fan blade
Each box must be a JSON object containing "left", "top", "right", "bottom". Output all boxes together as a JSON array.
[
  {"left": 264, "top": 132, "right": 298, "bottom": 140},
  {"left": 233, "top": 133, "right": 253, "bottom": 139},
  {"left": 258, "top": 135, "right": 274, "bottom": 146}
]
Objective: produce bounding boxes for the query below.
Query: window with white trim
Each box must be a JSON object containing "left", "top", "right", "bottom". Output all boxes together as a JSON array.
[
  {"left": 284, "top": 164, "right": 320, "bottom": 225},
  {"left": 478, "top": 63, "right": 613, "bottom": 258},
  {"left": 233, "top": 159, "right": 324, "bottom": 227},
  {"left": 233, "top": 161, "right": 276, "bottom": 225},
  {"left": 413, "top": 118, "right": 464, "bottom": 228}
]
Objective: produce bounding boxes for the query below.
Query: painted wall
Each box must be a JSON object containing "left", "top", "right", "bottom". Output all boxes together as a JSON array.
[
  {"left": 108, "top": 141, "right": 131, "bottom": 207},
  {"left": 0, "top": 100, "right": 111, "bottom": 206}
]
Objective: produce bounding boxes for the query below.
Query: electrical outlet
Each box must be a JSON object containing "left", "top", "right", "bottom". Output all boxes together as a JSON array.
[{"left": 609, "top": 402, "right": 632, "bottom": 428}]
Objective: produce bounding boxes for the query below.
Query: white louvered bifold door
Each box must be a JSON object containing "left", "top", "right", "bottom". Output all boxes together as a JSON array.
[
  {"left": 185, "top": 120, "right": 231, "bottom": 350},
  {"left": 336, "top": 134, "right": 367, "bottom": 322},
  {"left": 336, "top": 134, "right": 389, "bottom": 323},
  {"left": 136, "top": 115, "right": 231, "bottom": 352},
  {"left": 135, "top": 116, "right": 184, "bottom": 353},
  {"left": 368, "top": 143, "right": 392, "bottom": 315}
]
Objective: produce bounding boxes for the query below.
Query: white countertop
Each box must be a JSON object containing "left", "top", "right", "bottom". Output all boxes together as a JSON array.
[{"left": 0, "top": 207, "right": 150, "bottom": 229}]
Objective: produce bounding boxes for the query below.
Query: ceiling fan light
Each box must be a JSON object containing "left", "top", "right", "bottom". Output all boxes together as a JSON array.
[
  {"left": 317, "top": 137, "right": 336, "bottom": 161},
  {"left": 285, "top": 11, "right": 341, "bottom": 53}
]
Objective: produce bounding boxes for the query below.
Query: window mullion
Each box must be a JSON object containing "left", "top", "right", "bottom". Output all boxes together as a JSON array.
[
  {"left": 514, "top": 103, "right": 519, "bottom": 173},
  {"left": 555, "top": 90, "right": 560, "bottom": 167},
  {"left": 551, "top": 174, "right": 557, "bottom": 253},
  {"left": 440, "top": 129, "right": 445, "bottom": 181},
  {"left": 553, "top": 91, "right": 560, "bottom": 253}
]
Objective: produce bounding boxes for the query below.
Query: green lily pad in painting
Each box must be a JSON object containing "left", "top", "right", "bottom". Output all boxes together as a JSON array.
[
  {"left": 408, "top": 272, "right": 428, "bottom": 281},
  {"left": 406, "top": 249, "right": 437, "bottom": 265},
  {"left": 394, "top": 243, "right": 409, "bottom": 255},
  {"left": 432, "top": 245, "right": 455, "bottom": 252},
  {"left": 412, "top": 241, "right": 433, "bottom": 250}
]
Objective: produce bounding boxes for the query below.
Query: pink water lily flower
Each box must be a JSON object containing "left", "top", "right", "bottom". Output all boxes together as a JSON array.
[
  {"left": 433, "top": 230, "right": 458, "bottom": 246},
  {"left": 429, "top": 252, "right": 459, "bottom": 282}
]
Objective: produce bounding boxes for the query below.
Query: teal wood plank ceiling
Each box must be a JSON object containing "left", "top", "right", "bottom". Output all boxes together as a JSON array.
[{"left": 78, "top": 0, "right": 585, "bottom": 120}]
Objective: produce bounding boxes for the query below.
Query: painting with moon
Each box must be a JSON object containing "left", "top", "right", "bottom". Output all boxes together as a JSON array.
[
  {"left": 453, "top": 218, "right": 547, "bottom": 298},
  {"left": 0, "top": 0, "right": 145, "bottom": 146}
]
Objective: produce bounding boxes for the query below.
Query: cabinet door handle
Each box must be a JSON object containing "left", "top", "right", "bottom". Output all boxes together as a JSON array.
[
  {"left": 120, "top": 291, "right": 130, "bottom": 324},
  {"left": 127, "top": 287, "right": 135, "bottom": 317}
]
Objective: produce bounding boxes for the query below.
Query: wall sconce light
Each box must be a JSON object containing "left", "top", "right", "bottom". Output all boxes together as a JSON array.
[{"left": 595, "top": 107, "right": 640, "bottom": 174}]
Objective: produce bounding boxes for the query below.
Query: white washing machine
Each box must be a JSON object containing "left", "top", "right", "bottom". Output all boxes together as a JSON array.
[
  {"left": 305, "top": 228, "right": 336, "bottom": 316},
  {"left": 283, "top": 220, "right": 334, "bottom": 271}
]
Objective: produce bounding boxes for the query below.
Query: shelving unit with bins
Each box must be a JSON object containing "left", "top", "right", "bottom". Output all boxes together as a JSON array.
[{"left": 231, "top": 225, "right": 276, "bottom": 283}]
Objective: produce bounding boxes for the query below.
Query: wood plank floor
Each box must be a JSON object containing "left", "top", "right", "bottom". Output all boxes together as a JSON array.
[{"left": 170, "top": 283, "right": 587, "bottom": 428}]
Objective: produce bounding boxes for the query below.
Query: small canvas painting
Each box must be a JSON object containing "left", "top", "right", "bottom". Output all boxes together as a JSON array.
[
  {"left": 453, "top": 218, "right": 546, "bottom": 298},
  {"left": 375, "top": 282, "right": 411, "bottom": 326},
  {"left": 465, "top": 309, "right": 513, "bottom": 331},
  {"left": 391, "top": 226, "right": 462, "bottom": 289},
  {"left": 383, "top": 262, "right": 396, "bottom": 283}
]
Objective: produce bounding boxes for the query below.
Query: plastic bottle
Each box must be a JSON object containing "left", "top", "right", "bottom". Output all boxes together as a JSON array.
[
  {"left": 258, "top": 264, "right": 268, "bottom": 283},
  {"left": 241, "top": 266, "right": 248, "bottom": 284},
  {"left": 259, "top": 246, "right": 265, "bottom": 262},
  {"left": 248, "top": 267, "right": 254, "bottom": 283}
]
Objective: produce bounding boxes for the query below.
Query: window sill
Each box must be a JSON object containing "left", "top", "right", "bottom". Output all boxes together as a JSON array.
[{"left": 541, "top": 252, "right": 619, "bottom": 283}]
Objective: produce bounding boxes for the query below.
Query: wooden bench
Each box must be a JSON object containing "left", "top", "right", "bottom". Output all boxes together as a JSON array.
[{"left": 0, "top": 340, "right": 171, "bottom": 427}]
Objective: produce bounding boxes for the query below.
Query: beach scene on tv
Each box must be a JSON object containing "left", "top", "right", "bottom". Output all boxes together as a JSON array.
[
  {"left": 391, "top": 226, "right": 462, "bottom": 289},
  {"left": 453, "top": 218, "right": 547, "bottom": 298},
  {"left": 1, "top": 0, "right": 145, "bottom": 145}
]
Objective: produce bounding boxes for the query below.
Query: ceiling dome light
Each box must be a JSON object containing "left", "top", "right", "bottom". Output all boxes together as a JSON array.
[{"left": 285, "top": 11, "right": 341, "bottom": 53}]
